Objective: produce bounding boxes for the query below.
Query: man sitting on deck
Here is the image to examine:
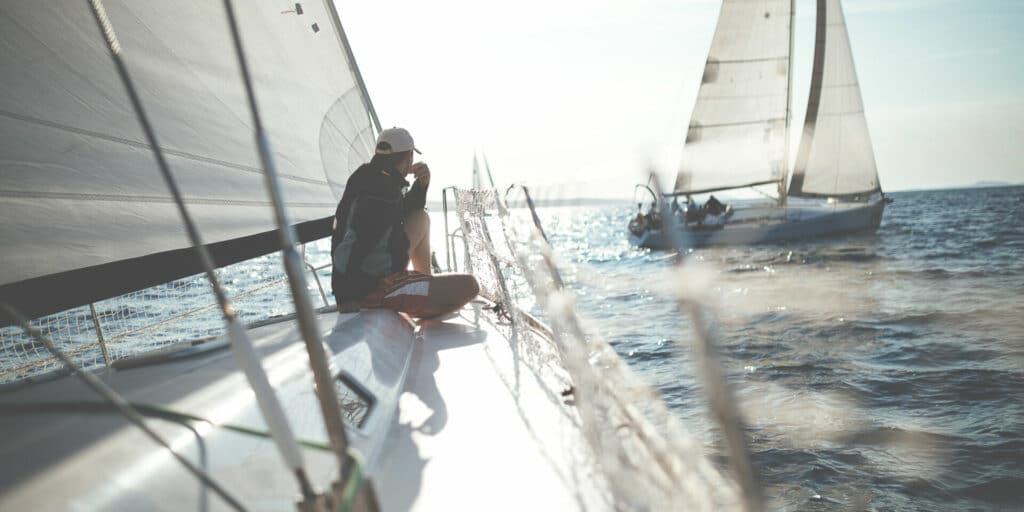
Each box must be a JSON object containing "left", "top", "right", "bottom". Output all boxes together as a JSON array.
[
  {"left": 331, "top": 127, "right": 479, "bottom": 318},
  {"left": 704, "top": 194, "right": 726, "bottom": 216}
]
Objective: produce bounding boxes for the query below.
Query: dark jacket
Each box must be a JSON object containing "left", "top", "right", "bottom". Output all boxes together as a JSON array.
[{"left": 330, "top": 157, "right": 428, "bottom": 303}]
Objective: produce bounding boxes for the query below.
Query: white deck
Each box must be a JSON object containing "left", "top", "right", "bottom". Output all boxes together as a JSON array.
[
  {"left": 377, "top": 306, "right": 604, "bottom": 511},
  {"left": 0, "top": 305, "right": 606, "bottom": 511}
]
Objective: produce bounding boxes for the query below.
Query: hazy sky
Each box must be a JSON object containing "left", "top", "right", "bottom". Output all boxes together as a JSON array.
[{"left": 336, "top": 0, "right": 1023, "bottom": 199}]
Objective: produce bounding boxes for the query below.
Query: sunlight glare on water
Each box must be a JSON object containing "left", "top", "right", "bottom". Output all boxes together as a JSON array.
[{"left": 523, "top": 186, "right": 1024, "bottom": 511}]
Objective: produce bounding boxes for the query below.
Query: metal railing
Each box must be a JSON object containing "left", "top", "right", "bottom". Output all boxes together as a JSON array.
[
  {"left": 441, "top": 186, "right": 466, "bottom": 272},
  {"left": 302, "top": 244, "right": 331, "bottom": 307},
  {"left": 0, "top": 244, "right": 333, "bottom": 386}
]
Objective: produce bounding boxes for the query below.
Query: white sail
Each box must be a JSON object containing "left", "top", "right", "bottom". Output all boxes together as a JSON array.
[
  {"left": 789, "top": 0, "right": 880, "bottom": 198},
  {"left": 0, "top": 1, "right": 377, "bottom": 317},
  {"left": 675, "top": 0, "right": 793, "bottom": 194}
]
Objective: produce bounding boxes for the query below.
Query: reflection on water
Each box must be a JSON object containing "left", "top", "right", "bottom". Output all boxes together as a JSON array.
[{"left": 530, "top": 186, "right": 1024, "bottom": 510}]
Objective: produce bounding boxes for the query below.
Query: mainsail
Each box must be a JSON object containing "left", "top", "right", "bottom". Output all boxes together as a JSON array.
[
  {"left": 0, "top": 1, "right": 377, "bottom": 318},
  {"left": 789, "top": 0, "right": 880, "bottom": 198},
  {"left": 675, "top": 0, "right": 793, "bottom": 194}
]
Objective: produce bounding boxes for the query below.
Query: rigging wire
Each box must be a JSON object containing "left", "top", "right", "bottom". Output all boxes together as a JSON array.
[
  {"left": 0, "top": 304, "right": 248, "bottom": 512},
  {"left": 498, "top": 186, "right": 715, "bottom": 506},
  {"left": 481, "top": 153, "right": 507, "bottom": 212},
  {"left": 648, "top": 171, "right": 765, "bottom": 512},
  {"left": 83, "top": 0, "right": 316, "bottom": 502},
  {"left": 217, "top": 0, "right": 358, "bottom": 486},
  {"left": 507, "top": 184, "right": 552, "bottom": 246},
  {"left": 751, "top": 186, "right": 781, "bottom": 202}
]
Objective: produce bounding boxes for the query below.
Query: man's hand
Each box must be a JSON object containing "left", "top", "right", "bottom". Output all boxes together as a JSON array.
[{"left": 411, "top": 162, "right": 430, "bottom": 186}]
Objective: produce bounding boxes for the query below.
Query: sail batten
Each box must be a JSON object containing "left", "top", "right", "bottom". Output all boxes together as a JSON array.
[
  {"left": 696, "top": 117, "right": 787, "bottom": 129},
  {"left": 0, "top": 1, "right": 376, "bottom": 315},
  {"left": 715, "top": 56, "right": 789, "bottom": 64},
  {"left": 675, "top": 0, "right": 793, "bottom": 194},
  {"left": 789, "top": 0, "right": 880, "bottom": 199}
]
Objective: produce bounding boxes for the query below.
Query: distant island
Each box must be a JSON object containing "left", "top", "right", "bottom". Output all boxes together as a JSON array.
[
  {"left": 894, "top": 181, "right": 1023, "bottom": 193},
  {"left": 427, "top": 197, "right": 628, "bottom": 211},
  {"left": 970, "top": 180, "right": 1018, "bottom": 188},
  {"left": 508, "top": 197, "right": 629, "bottom": 208}
]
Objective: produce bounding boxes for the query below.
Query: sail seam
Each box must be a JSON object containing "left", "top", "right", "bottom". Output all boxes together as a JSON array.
[
  {"left": 788, "top": 187, "right": 880, "bottom": 199},
  {"left": 691, "top": 117, "right": 785, "bottom": 129},
  {"left": 815, "top": 110, "right": 865, "bottom": 116},
  {"left": 336, "top": 87, "right": 376, "bottom": 157},
  {"left": 702, "top": 93, "right": 788, "bottom": 100},
  {"left": 710, "top": 56, "right": 788, "bottom": 64},
  {"left": 810, "top": 82, "right": 859, "bottom": 89},
  {"left": 0, "top": 109, "right": 329, "bottom": 187}
]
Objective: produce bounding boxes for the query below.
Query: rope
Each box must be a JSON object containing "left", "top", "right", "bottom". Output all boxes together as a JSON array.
[
  {"left": 337, "top": 450, "right": 366, "bottom": 512},
  {"left": 649, "top": 172, "right": 765, "bottom": 512}
]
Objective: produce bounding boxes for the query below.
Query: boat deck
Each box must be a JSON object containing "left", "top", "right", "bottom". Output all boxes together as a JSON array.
[
  {"left": 378, "top": 306, "right": 602, "bottom": 511},
  {"left": 0, "top": 304, "right": 603, "bottom": 511}
]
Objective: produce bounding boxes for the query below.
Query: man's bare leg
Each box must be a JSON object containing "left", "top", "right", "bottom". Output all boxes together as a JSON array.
[
  {"left": 419, "top": 274, "right": 480, "bottom": 317},
  {"left": 404, "top": 210, "right": 479, "bottom": 316},
  {"left": 405, "top": 209, "right": 432, "bottom": 274}
]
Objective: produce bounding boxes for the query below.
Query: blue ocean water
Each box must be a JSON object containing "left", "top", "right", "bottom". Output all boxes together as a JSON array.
[
  {"left": 534, "top": 186, "right": 1024, "bottom": 511},
  {"left": 4, "top": 186, "right": 1019, "bottom": 510}
]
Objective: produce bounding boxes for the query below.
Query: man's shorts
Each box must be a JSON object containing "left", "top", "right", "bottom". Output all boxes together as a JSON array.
[{"left": 359, "top": 271, "right": 432, "bottom": 317}]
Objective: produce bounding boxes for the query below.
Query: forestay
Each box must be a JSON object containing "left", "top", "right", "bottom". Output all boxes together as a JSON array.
[
  {"left": 789, "top": 0, "right": 880, "bottom": 199},
  {"left": 675, "top": 0, "right": 792, "bottom": 194},
  {"left": 0, "top": 1, "right": 376, "bottom": 318}
]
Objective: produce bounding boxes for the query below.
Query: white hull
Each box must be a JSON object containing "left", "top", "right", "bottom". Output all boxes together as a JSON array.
[{"left": 630, "top": 199, "right": 886, "bottom": 250}]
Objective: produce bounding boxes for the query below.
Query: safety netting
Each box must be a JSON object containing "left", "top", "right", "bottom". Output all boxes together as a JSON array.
[
  {"left": 0, "top": 246, "right": 334, "bottom": 385},
  {"left": 4, "top": 183, "right": 745, "bottom": 510},
  {"left": 450, "top": 187, "right": 741, "bottom": 510}
]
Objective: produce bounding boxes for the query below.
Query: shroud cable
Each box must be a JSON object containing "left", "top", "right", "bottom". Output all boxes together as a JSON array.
[
  {"left": 649, "top": 171, "right": 765, "bottom": 512},
  {"left": 217, "top": 0, "right": 359, "bottom": 489},
  {"left": 84, "top": 0, "right": 317, "bottom": 502}
]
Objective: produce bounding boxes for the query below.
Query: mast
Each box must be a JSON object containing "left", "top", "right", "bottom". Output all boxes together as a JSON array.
[
  {"left": 483, "top": 153, "right": 500, "bottom": 193},
  {"left": 472, "top": 153, "right": 483, "bottom": 190},
  {"left": 780, "top": 0, "right": 795, "bottom": 206}
]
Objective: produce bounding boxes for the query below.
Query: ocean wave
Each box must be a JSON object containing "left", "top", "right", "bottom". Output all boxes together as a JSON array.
[
  {"left": 522, "top": 191, "right": 1021, "bottom": 510},
  {"left": 884, "top": 267, "right": 1008, "bottom": 279},
  {"left": 853, "top": 368, "right": 1023, "bottom": 408},
  {"left": 838, "top": 425, "right": 960, "bottom": 447},
  {"left": 956, "top": 477, "right": 1024, "bottom": 505},
  {"left": 862, "top": 311, "right": 950, "bottom": 326}
]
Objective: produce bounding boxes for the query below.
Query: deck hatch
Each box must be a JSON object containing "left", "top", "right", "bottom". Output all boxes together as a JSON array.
[{"left": 334, "top": 369, "right": 375, "bottom": 429}]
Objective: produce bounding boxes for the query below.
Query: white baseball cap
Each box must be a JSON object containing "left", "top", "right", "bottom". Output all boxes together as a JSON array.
[{"left": 375, "top": 127, "right": 421, "bottom": 155}]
